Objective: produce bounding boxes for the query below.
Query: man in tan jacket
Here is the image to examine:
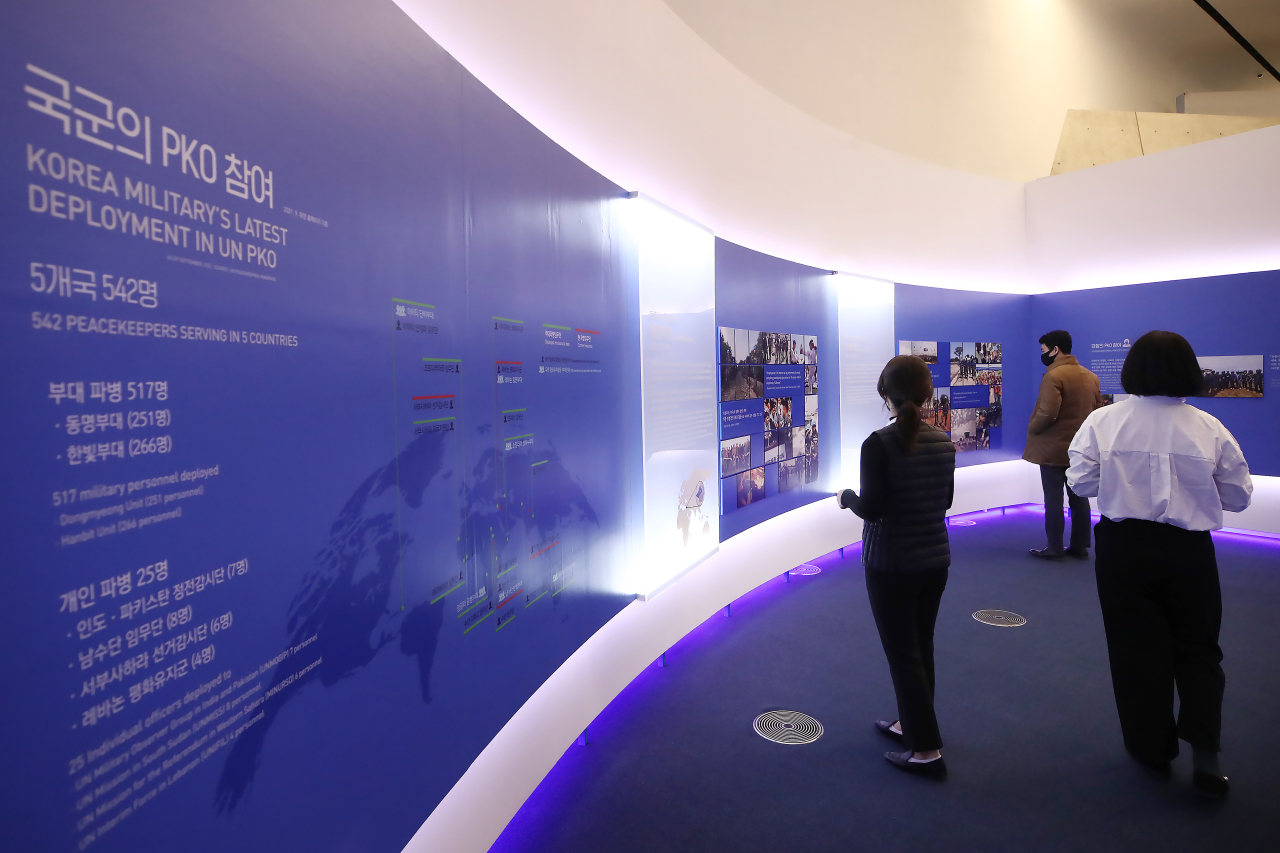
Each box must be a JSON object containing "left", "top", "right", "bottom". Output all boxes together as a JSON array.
[{"left": 1024, "top": 330, "right": 1104, "bottom": 560}]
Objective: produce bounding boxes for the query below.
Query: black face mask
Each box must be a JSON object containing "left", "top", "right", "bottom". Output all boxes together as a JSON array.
[{"left": 1040, "top": 351, "right": 1056, "bottom": 366}]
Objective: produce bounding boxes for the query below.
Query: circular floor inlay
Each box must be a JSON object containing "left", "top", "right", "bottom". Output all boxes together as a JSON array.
[
  {"left": 753, "top": 710, "right": 824, "bottom": 745},
  {"left": 973, "top": 609, "right": 1027, "bottom": 627},
  {"left": 791, "top": 564, "right": 821, "bottom": 576}
]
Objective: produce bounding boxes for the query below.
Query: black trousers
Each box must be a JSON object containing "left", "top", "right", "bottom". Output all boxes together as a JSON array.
[
  {"left": 865, "top": 567, "right": 948, "bottom": 752},
  {"left": 1094, "top": 517, "right": 1224, "bottom": 761},
  {"left": 1040, "top": 464, "right": 1091, "bottom": 553}
]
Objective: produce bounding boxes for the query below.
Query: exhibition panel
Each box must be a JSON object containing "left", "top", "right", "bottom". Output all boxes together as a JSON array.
[
  {"left": 1032, "top": 270, "right": 1280, "bottom": 476},
  {"left": 1, "top": 1, "right": 639, "bottom": 851},
  {"left": 896, "top": 340, "right": 1004, "bottom": 454},
  {"left": 893, "top": 284, "right": 1033, "bottom": 468},
  {"left": 716, "top": 240, "right": 840, "bottom": 541},
  {"left": 635, "top": 197, "right": 718, "bottom": 597},
  {"left": 836, "top": 275, "right": 896, "bottom": 488}
]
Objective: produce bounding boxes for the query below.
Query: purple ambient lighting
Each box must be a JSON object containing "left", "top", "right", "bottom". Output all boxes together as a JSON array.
[
  {"left": 948, "top": 503, "right": 1280, "bottom": 547},
  {"left": 490, "top": 543, "right": 861, "bottom": 852},
  {"left": 1215, "top": 526, "right": 1280, "bottom": 546},
  {"left": 491, "top": 507, "right": 1276, "bottom": 851}
]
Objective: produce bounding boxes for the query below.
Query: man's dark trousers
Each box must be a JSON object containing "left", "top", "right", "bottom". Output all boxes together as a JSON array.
[{"left": 1040, "top": 464, "right": 1090, "bottom": 553}]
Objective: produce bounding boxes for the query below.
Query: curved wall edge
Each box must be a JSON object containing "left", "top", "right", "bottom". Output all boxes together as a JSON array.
[
  {"left": 1227, "top": 475, "right": 1280, "bottom": 536},
  {"left": 403, "top": 460, "right": 1039, "bottom": 853},
  {"left": 390, "top": 0, "right": 1280, "bottom": 296},
  {"left": 404, "top": 465, "right": 1280, "bottom": 853},
  {"left": 390, "top": 0, "right": 1031, "bottom": 293}
]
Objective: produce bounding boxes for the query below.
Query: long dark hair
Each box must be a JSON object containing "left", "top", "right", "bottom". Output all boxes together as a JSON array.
[{"left": 877, "top": 355, "right": 934, "bottom": 450}]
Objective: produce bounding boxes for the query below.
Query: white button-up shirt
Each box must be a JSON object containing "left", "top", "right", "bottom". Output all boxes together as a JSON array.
[{"left": 1067, "top": 395, "right": 1252, "bottom": 531}]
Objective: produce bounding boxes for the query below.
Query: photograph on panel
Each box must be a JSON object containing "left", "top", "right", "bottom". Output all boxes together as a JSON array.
[
  {"left": 976, "top": 341, "right": 1002, "bottom": 365},
  {"left": 773, "top": 332, "right": 789, "bottom": 364},
  {"left": 755, "top": 332, "right": 771, "bottom": 364},
  {"left": 989, "top": 383, "right": 1002, "bottom": 407},
  {"left": 804, "top": 395, "right": 819, "bottom": 482},
  {"left": 928, "top": 386, "right": 951, "bottom": 431},
  {"left": 950, "top": 341, "right": 978, "bottom": 385},
  {"left": 804, "top": 437, "right": 819, "bottom": 483},
  {"left": 736, "top": 328, "right": 751, "bottom": 365},
  {"left": 773, "top": 332, "right": 792, "bottom": 365},
  {"left": 805, "top": 335, "right": 818, "bottom": 365},
  {"left": 720, "top": 326, "right": 748, "bottom": 364},
  {"left": 792, "top": 426, "right": 806, "bottom": 460},
  {"left": 770, "top": 331, "right": 786, "bottom": 364},
  {"left": 790, "top": 333, "right": 805, "bottom": 365},
  {"left": 976, "top": 365, "right": 1001, "bottom": 386},
  {"left": 721, "top": 435, "right": 754, "bottom": 478},
  {"left": 757, "top": 332, "right": 773, "bottom": 364},
  {"left": 1198, "top": 355, "right": 1264, "bottom": 397},
  {"left": 975, "top": 422, "right": 992, "bottom": 451},
  {"left": 908, "top": 340, "right": 937, "bottom": 364},
  {"left": 977, "top": 406, "right": 1000, "bottom": 446},
  {"left": 743, "top": 330, "right": 764, "bottom": 363},
  {"left": 736, "top": 466, "right": 765, "bottom": 508},
  {"left": 778, "top": 457, "right": 804, "bottom": 492},
  {"left": 721, "top": 364, "right": 764, "bottom": 401},
  {"left": 764, "top": 429, "right": 791, "bottom": 465},
  {"left": 764, "top": 396, "right": 793, "bottom": 430},
  {"left": 804, "top": 363, "right": 818, "bottom": 395},
  {"left": 979, "top": 400, "right": 1002, "bottom": 429},
  {"left": 762, "top": 330, "right": 783, "bottom": 363},
  {"left": 952, "top": 407, "right": 978, "bottom": 452},
  {"left": 921, "top": 389, "right": 936, "bottom": 425}
]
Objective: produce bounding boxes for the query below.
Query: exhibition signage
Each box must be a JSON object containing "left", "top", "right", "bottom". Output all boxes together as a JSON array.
[
  {"left": 0, "top": 1, "right": 638, "bottom": 850},
  {"left": 1033, "top": 274, "right": 1278, "bottom": 475}
]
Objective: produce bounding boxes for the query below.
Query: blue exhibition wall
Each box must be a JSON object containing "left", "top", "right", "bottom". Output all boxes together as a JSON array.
[
  {"left": 716, "top": 239, "right": 839, "bottom": 540},
  {"left": 0, "top": 2, "right": 641, "bottom": 852},
  {"left": 1033, "top": 270, "right": 1280, "bottom": 476},
  {"left": 894, "top": 283, "right": 1034, "bottom": 468}
]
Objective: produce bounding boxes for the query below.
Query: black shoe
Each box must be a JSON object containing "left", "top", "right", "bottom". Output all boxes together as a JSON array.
[
  {"left": 875, "top": 720, "right": 903, "bottom": 740},
  {"left": 1129, "top": 752, "right": 1172, "bottom": 779},
  {"left": 1193, "top": 770, "right": 1230, "bottom": 797},
  {"left": 1065, "top": 547, "right": 1089, "bottom": 559},
  {"left": 1029, "top": 548, "right": 1064, "bottom": 560},
  {"left": 885, "top": 750, "right": 947, "bottom": 777}
]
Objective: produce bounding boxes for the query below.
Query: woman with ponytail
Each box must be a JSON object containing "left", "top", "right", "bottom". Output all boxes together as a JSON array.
[{"left": 838, "top": 355, "right": 956, "bottom": 776}]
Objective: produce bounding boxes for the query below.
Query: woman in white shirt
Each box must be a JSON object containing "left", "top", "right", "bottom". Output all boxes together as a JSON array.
[{"left": 1068, "top": 331, "right": 1252, "bottom": 797}]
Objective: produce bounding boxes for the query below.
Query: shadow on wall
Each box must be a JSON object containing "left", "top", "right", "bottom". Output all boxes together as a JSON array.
[{"left": 214, "top": 428, "right": 597, "bottom": 810}]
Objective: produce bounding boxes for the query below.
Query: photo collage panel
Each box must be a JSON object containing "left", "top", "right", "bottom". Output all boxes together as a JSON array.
[
  {"left": 720, "top": 327, "right": 819, "bottom": 512},
  {"left": 899, "top": 340, "right": 1002, "bottom": 453}
]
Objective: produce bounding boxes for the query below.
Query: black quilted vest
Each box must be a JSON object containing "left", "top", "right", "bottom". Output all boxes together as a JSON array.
[{"left": 862, "top": 422, "right": 955, "bottom": 573}]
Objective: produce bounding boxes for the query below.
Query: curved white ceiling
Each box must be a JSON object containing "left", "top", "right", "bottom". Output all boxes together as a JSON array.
[
  {"left": 393, "top": 0, "right": 1280, "bottom": 293},
  {"left": 665, "top": 0, "right": 1280, "bottom": 182},
  {"left": 394, "top": 0, "right": 1029, "bottom": 291}
]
